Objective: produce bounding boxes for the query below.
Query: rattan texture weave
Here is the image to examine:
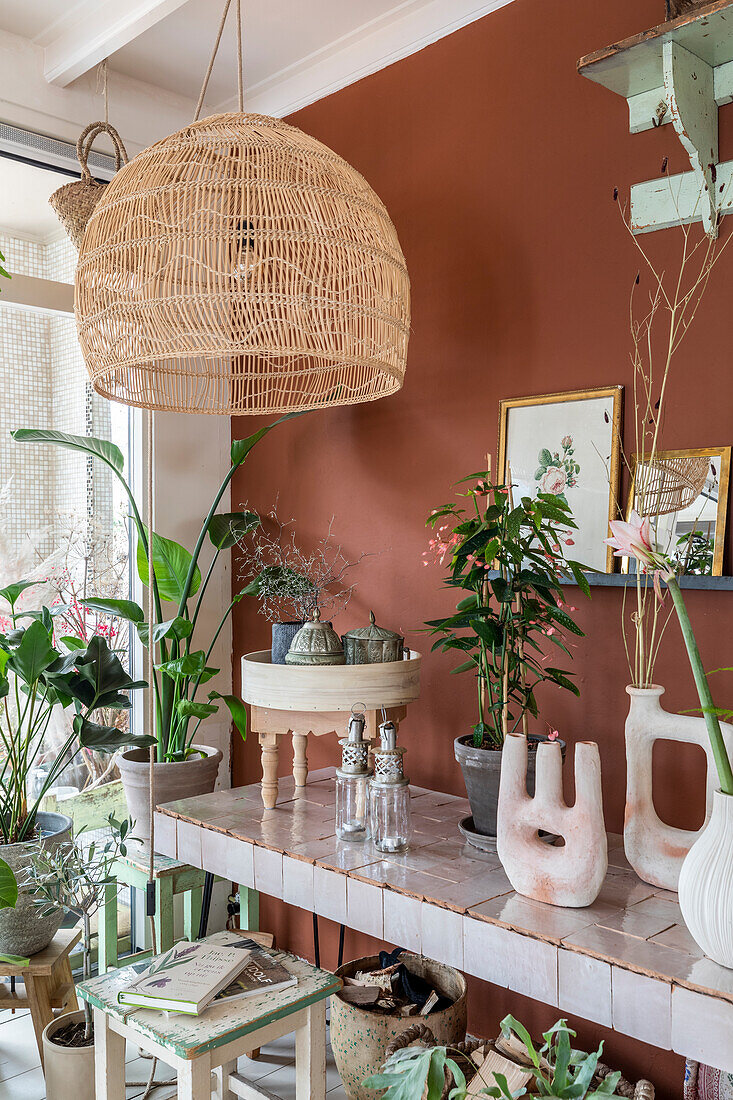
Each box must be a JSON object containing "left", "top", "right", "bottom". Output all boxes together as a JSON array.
[
  {"left": 75, "top": 112, "right": 411, "bottom": 415},
  {"left": 636, "top": 454, "right": 711, "bottom": 517}
]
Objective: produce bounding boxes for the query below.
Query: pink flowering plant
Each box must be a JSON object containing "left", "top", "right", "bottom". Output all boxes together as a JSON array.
[
  {"left": 425, "top": 473, "right": 589, "bottom": 749},
  {"left": 606, "top": 512, "right": 733, "bottom": 795}
]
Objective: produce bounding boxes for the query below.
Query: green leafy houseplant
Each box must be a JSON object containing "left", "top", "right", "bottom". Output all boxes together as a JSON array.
[
  {"left": 0, "top": 582, "right": 150, "bottom": 844},
  {"left": 13, "top": 412, "right": 302, "bottom": 763},
  {"left": 22, "top": 815, "right": 133, "bottom": 1041},
  {"left": 425, "top": 475, "right": 588, "bottom": 749},
  {"left": 365, "top": 1015, "right": 622, "bottom": 1100}
]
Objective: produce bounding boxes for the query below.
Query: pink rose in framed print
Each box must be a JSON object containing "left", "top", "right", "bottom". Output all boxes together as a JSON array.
[{"left": 498, "top": 387, "right": 623, "bottom": 573}]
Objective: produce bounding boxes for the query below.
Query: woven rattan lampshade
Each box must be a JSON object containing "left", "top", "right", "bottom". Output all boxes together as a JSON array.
[{"left": 75, "top": 112, "right": 411, "bottom": 415}]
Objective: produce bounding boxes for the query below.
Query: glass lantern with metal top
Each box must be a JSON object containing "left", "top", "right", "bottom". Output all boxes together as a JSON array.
[
  {"left": 369, "top": 719, "right": 412, "bottom": 853},
  {"left": 335, "top": 706, "right": 372, "bottom": 842}
]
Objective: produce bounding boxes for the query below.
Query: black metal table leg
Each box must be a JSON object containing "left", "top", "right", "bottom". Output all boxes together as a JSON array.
[
  {"left": 312, "top": 911, "right": 321, "bottom": 969},
  {"left": 338, "top": 923, "right": 345, "bottom": 969},
  {"left": 198, "top": 872, "right": 215, "bottom": 939}
]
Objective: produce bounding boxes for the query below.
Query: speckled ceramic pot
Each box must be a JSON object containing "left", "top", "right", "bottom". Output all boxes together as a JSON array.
[
  {"left": 0, "top": 811, "right": 72, "bottom": 957},
  {"left": 330, "top": 954, "right": 467, "bottom": 1100},
  {"left": 42, "top": 1009, "right": 94, "bottom": 1100}
]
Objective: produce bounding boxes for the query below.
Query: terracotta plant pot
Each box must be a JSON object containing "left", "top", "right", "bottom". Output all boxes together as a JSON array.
[
  {"left": 42, "top": 1009, "right": 95, "bottom": 1100},
  {"left": 118, "top": 745, "right": 222, "bottom": 839},
  {"left": 454, "top": 734, "right": 565, "bottom": 837},
  {"left": 0, "top": 811, "right": 72, "bottom": 957},
  {"left": 330, "top": 953, "right": 467, "bottom": 1100}
]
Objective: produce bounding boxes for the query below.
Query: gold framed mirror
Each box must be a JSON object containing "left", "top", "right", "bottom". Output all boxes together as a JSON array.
[{"left": 623, "top": 447, "right": 731, "bottom": 576}]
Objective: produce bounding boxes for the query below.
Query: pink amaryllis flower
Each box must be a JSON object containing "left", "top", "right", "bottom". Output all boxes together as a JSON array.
[{"left": 605, "top": 511, "right": 656, "bottom": 569}]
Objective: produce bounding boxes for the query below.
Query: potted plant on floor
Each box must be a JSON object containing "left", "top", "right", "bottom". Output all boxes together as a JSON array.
[
  {"left": 0, "top": 583, "right": 149, "bottom": 955},
  {"left": 13, "top": 413, "right": 298, "bottom": 835},
  {"left": 425, "top": 474, "right": 588, "bottom": 837},
  {"left": 22, "top": 815, "right": 132, "bottom": 1100},
  {"left": 366, "top": 1014, "right": 638, "bottom": 1099}
]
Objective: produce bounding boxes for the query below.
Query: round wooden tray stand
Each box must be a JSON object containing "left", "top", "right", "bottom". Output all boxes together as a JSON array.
[{"left": 241, "top": 650, "right": 422, "bottom": 808}]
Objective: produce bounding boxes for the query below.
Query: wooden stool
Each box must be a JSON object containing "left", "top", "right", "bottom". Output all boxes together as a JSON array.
[
  {"left": 0, "top": 928, "right": 80, "bottom": 1067},
  {"left": 99, "top": 845, "right": 208, "bottom": 973},
  {"left": 77, "top": 940, "right": 341, "bottom": 1100}
]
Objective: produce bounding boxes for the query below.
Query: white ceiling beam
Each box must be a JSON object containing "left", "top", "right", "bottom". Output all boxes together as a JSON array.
[{"left": 42, "top": 0, "right": 193, "bottom": 88}]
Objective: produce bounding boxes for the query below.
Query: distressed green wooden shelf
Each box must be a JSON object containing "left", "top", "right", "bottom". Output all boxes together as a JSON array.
[{"left": 578, "top": 0, "right": 733, "bottom": 235}]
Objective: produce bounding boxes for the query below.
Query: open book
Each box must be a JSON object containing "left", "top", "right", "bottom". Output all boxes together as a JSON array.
[{"left": 118, "top": 932, "right": 296, "bottom": 1015}]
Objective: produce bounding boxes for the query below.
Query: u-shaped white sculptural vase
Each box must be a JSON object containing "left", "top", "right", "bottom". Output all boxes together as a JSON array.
[
  {"left": 624, "top": 685, "right": 733, "bottom": 891},
  {"left": 497, "top": 733, "right": 608, "bottom": 908}
]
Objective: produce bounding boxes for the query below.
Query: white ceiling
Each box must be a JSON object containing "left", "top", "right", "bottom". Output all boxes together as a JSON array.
[
  {"left": 0, "top": 158, "right": 72, "bottom": 241},
  {"left": 0, "top": 0, "right": 512, "bottom": 117}
]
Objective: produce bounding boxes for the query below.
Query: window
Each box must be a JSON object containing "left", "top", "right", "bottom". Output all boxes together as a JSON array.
[{"left": 0, "top": 148, "right": 137, "bottom": 794}]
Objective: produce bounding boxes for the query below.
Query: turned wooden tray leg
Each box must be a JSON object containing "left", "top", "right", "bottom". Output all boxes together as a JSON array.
[
  {"left": 292, "top": 732, "right": 309, "bottom": 788},
  {"left": 259, "top": 731, "right": 280, "bottom": 809}
]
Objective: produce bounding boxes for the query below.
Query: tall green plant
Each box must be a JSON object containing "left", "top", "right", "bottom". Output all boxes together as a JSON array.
[
  {"left": 13, "top": 413, "right": 302, "bottom": 762},
  {"left": 425, "top": 475, "right": 589, "bottom": 748},
  {"left": 0, "top": 585, "right": 150, "bottom": 843}
]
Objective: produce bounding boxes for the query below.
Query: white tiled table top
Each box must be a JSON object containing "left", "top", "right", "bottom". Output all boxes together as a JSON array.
[{"left": 156, "top": 769, "right": 733, "bottom": 1072}]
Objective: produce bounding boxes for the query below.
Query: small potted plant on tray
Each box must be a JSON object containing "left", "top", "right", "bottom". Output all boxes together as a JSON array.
[
  {"left": 425, "top": 474, "right": 588, "bottom": 838},
  {"left": 13, "top": 414, "right": 300, "bottom": 834},
  {"left": 0, "top": 583, "right": 148, "bottom": 956},
  {"left": 23, "top": 816, "right": 132, "bottom": 1100},
  {"left": 237, "top": 505, "right": 368, "bottom": 663}
]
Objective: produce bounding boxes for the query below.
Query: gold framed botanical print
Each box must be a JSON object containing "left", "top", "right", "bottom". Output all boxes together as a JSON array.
[
  {"left": 498, "top": 386, "right": 623, "bottom": 573},
  {"left": 622, "top": 446, "right": 730, "bottom": 577}
]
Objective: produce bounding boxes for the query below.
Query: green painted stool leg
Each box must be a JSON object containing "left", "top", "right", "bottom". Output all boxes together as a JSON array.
[
  {"left": 98, "top": 881, "right": 119, "bottom": 974},
  {"left": 238, "top": 886, "right": 260, "bottom": 932},
  {"left": 183, "top": 886, "right": 203, "bottom": 942},
  {"left": 154, "top": 875, "right": 175, "bottom": 954}
]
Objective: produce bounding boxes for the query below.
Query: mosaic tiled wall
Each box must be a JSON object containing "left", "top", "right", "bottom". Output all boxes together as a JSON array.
[{"left": 0, "top": 233, "right": 112, "bottom": 562}]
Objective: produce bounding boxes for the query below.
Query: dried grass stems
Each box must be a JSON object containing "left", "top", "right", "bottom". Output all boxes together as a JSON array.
[
  {"left": 614, "top": 185, "right": 731, "bottom": 687},
  {"left": 237, "top": 504, "right": 374, "bottom": 623}
]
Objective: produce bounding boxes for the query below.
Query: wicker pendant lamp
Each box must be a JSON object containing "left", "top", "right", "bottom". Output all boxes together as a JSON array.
[{"left": 75, "top": 0, "right": 410, "bottom": 416}]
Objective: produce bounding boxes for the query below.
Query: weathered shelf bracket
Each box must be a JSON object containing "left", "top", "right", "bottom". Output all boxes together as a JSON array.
[{"left": 578, "top": 1, "right": 733, "bottom": 237}]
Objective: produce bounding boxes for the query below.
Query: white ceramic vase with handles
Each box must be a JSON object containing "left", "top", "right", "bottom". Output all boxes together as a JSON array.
[
  {"left": 623, "top": 685, "right": 733, "bottom": 890},
  {"left": 678, "top": 789, "right": 733, "bottom": 969}
]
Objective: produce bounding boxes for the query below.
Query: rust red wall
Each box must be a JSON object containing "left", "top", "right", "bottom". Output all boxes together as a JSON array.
[{"left": 231, "top": 1, "right": 733, "bottom": 1093}]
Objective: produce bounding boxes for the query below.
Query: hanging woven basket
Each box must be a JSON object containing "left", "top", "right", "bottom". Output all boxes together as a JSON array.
[
  {"left": 49, "top": 122, "right": 128, "bottom": 250},
  {"left": 74, "top": 112, "right": 411, "bottom": 415}
]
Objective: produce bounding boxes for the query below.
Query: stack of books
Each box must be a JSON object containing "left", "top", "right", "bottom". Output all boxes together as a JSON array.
[{"left": 118, "top": 931, "right": 297, "bottom": 1016}]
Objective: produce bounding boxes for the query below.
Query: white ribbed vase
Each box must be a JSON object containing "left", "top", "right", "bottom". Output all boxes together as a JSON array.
[{"left": 678, "top": 790, "right": 733, "bottom": 969}]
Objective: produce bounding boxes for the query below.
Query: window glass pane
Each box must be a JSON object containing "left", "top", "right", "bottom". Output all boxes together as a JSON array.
[{"left": 0, "top": 184, "right": 133, "bottom": 796}]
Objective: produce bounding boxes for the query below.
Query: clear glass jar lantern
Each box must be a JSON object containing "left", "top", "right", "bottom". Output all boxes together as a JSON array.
[
  {"left": 335, "top": 708, "right": 371, "bottom": 842},
  {"left": 370, "top": 720, "right": 412, "bottom": 853}
]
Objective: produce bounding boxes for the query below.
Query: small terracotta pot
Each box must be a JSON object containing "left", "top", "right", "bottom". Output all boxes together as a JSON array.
[
  {"left": 330, "top": 953, "right": 467, "bottom": 1100},
  {"left": 118, "top": 745, "right": 222, "bottom": 839},
  {"left": 42, "top": 1009, "right": 95, "bottom": 1100}
]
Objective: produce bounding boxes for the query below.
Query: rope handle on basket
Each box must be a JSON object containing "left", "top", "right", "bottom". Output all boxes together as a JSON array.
[
  {"left": 76, "top": 121, "right": 129, "bottom": 180},
  {"left": 384, "top": 1025, "right": 484, "bottom": 1060}
]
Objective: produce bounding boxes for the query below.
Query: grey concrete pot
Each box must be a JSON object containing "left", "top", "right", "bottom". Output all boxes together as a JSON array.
[
  {"left": 271, "top": 621, "right": 305, "bottom": 664},
  {"left": 330, "top": 953, "right": 467, "bottom": 1100},
  {"left": 0, "top": 811, "right": 72, "bottom": 957},
  {"left": 118, "top": 745, "right": 222, "bottom": 840},
  {"left": 454, "top": 734, "right": 565, "bottom": 837}
]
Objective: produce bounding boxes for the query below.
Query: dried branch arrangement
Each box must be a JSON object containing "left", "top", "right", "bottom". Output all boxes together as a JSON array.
[
  {"left": 237, "top": 505, "right": 371, "bottom": 623},
  {"left": 613, "top": 188, "right": 730, "bottom": 688}
]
